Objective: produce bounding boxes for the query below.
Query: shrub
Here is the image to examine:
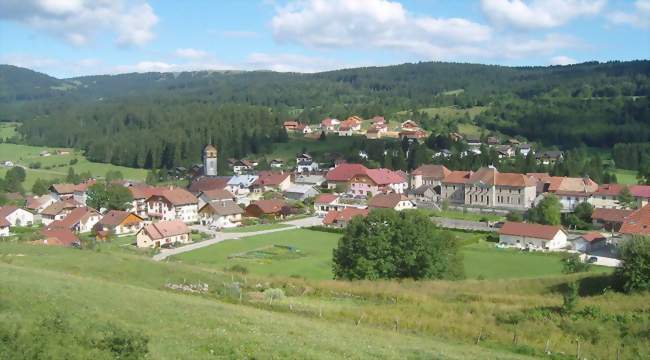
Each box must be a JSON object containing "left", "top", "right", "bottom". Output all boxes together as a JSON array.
[
  {"left": 562, "top": 253, "right": 591, "bottom": 274},
  {"left": 263, "top": 288, "right": 285, "bottom": 304},
  {"left": 615, "top": 236, "right": 650, "bottom": 292},
  {"left": 562, "top": 282, "right": 579, "bottom": 314},
  {"left": 225, "top": 264, "right": 249, "bottom": 274},
  {"left": 69, "top": 158, "right": 78, "bottom": 165}
]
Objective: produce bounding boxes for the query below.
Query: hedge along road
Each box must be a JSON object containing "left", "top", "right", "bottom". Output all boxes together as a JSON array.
[{"left": 152, "top": 216, "right": 323, "bottom": 261}]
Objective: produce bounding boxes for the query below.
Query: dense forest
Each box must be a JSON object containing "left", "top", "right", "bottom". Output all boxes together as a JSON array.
[{"left": 0, "top": 60, "right": 649, "bottom": 170}]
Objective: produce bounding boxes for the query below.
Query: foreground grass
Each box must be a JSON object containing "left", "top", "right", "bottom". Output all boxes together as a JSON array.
[
  {"left": 0, "top": 143, "right": 147, "bottom": 188},
  {"left": 222, "top": 223, "right": 292, "bottom": 233}
]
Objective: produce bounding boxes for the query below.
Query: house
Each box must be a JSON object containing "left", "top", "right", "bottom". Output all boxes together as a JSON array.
[
  {"left": 25, "top": 194, "right": 56, "bottom": 214},
  {"left": 96, "top": 210, "right": 144, "bottom": 236},
  {"left": 245, "top": 199, "right": 288, "bottom": 218},
  {"left": 487, "top": 136, "right": 500, "bottom": 146},
  {"left": 284, "top": 184, "right": 319, "bottom": 201},
  {"left": 440, "top": 167, "right": 537, "bottom": 210},
  {"left": 37, "top": 227, "right": 80, "bottom": 247},
  {"left": 49, "top": 180, "right": 96, "bottom": 205},
  {"left": 619, "top": 204, "right": 650, "bottom": 239},
  {"left": 197, "top": 189, "right": 236, "bottom": 209},
  {"left": 198, "top": 201, "right": 244, "bottom": 228},
  {"left": 349, "top": 168, "right": 408, "bottom": 197},
  {"left": 146, "top": 187, "right": 199, "bottom": 223},
  {"left": 0, "top": 218, "right": 9, "bottom": 236},
  {"left": 543, "top": 176, "right": 598, "bottom": 211},
  {"left": 294, "top": 174, "right": 326, "bottom": 187},
  {"left": 589, "top": 184, "right": 625, "bottom": 209},
  {"left": 321, "top": 118, "right": 340, "bottom": 132},
  {"left": 399, "top": 129, "right": 427, "bottom": 140},
  {"left": 40, "top": 200, "right": 79, "bottom": 225},
  {"left": 591, "top": 208, "right": 633, "bottom": 232},
  {"left": 368, "top": 193, "right": 415, "bottom": 211},
  {"left": 519, "top": 143, "right": 532, "bottom": 157},
  {"left": 409, "top": 184, "right": 439, "bottom": 203},
  {"left": 498, "top": 222, "right": 568, "bottom": 250},
  {"left": 128, "top": 185, "right": 164, "bottom": 218},
  {"left": 136, "top": 220, "right": 191, "bottom": 248},
  {"left": 400, "top": 120, "right": 420, "bottom": 130},
  {"left": 226, "top": 175, "right": 258, "bottom": 194},
  {"left": 229, "top": 159, "right": 256, "bottom": 175},
  {"left": 3, "top": 160, "right": 14, "bottom": 167},
  {"left": 0, "top": 206, "right": 34, "bottom": 227},
  {"left": 411, "top": 164, "right": 451, "bottom": 189},
  {"left": 270, "top": 159, "right": 284, "bottom": 169},
  {"left": 572, "top": 232, "right": 607, "bottom": 253},
  {"left": 325, "top": 163, "right": 368, "bottom": 190},
  {"left": 338, "top": 125, "right": 355, "bottom": 136},
  {"left": 495, "top": 145, "right": 515, "bottom": 158},
  {"left": 295, "top": 123, "right": 313, "bottom": 134},
  {"left": 466, "top": 137, "right": 482, "bottom": 149},
  {"left": 283, "top": 120, "right": 299, "bottom": 132},
  {"left": 323, "top": 208, "right": 369, "bottom": 228},
  {"left": 371, "top": 116, "right": 385, "bottom": 125},
  {"left": 296, "top": 153, "right": 319, "bottom": 173},
  {"left": 313, "top": 194, "right": 341, "bottom": 215},
  {"left": 366, "top": 124, "right": 388, "bottom": 139},
  {"left": 536, "top": 151, "right": 564, "bottom": 165},
  {"left": 338, "top": 117, "right": 362, "bottom": 135},
  {"left": 631, "top": 185, "right": 650, "bottom": 208},
  {"left": 51, "top": 207, "right": 101, "bottom": 233},
  {"left": 252, "top": 171, "right": 292, "bottom": 192}
]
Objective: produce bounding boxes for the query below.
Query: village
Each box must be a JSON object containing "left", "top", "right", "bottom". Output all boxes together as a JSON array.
[{"left": 0, "top": 116, "right": 648, "bottom": 268}]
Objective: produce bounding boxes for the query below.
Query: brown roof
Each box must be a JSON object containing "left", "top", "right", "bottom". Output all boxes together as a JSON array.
[
  {"left": 581, "top": 231, "right": 606, "bottom": 243},
  {"left": 323, "top": 208, "right": 369, "bottom": 225},
  {"left": 188, "top": 177, "right": 231, "bottom": 193},
  {"left": 99, "top": 210, "right": 143, "bottom": 226},
  {"left": 53, "top": 207, "right": 100, "bottom": 229},
  {"left": 548, "top": 177, "right": 598, "bottom": 194},
  {"left": 591, "top": 208, "right": 633, "bottom": 223},
  {"left": 620, "top": 205, "right": 650, "bottom": 236},
  {"left": 368, "top": 193, "right": 409, "bottom": 209},
  {"left": 141, "top": 220, "right": 190, "bottom": 240},
  {"left": 498, "top": 222, "right": 565, "bottom": 240},
  {"left": 49, "top": 180, "right": 96, "bottom": 194},
  {"left": 25, "top": 195, "right": 51, "bottom": 210},
  {"left": 150, "top": 188, "right": 198, "bottom": 206},
  {"left": 247, "top": 199, "right": 286, "bottom": 214},
  {"left": 39, "top": 227, "right": 80, "bottom": 247},
  {"left": 411, "top": 164, "right": 451, "bottom": 179},
  {"left": 200, "top": 201, "right": 244, "bottom": 216},
  {"left": 254, "top": 171, "right": 290, "bottom": 187},
  {"left": 41, "top": 200, "right": 79, "bottom": 216},
  {"left": 463, "top": 167, "right": 535, "bottom": 187},
  {"left": 129, "top": 185, "right": 164, "bottom": 200},
  {"left": 199, "top": 189, "right": 235, "bottom": 202},
  {"left": 594, "top": 184, "right": 624, "bottom": 197},
  {"left": 0, "top": 205, "right": 20, "bottom": 220},
  {"left": 0, "top": 218, "right": 9, "bottom": 227},
  {"left": 315, "top": 194, "right": 339, "bottom": 204},
  {"left": 442, "top": 170, "right": 471, "bottom": 184},
  {"left": 326, "top": 163, "right": 368, "bottom": 182}
]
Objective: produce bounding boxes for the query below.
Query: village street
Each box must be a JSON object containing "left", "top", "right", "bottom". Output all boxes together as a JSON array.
[{"left": 152, "top": 216, "right": 323, "bottom": 261}]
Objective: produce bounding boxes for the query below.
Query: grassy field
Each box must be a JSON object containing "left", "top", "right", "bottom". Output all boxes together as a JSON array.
[
  {"left": 264, "top": 135, "right": 361, "bottom": 163},
  {"left": 222, "top": 223, "right": 292, "bottom": 233},
  {"left": 173, "top": 229, "right": 339, "bottom": 279},
  {"left": 614, "top": 168, "right": 639, "bottom": 185},
  {"left": 0, "top": 143, "right": 147, "bottom": 189},
  {"left": 457, "top": 123, "right": 484, "bottom": 137},
  {"left": 0, "top": 122, "right": 19, "bottom": 139}
]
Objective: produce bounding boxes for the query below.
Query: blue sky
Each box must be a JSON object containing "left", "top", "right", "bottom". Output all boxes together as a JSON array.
[{"left": 0, "top": 0, "right": 648, "bottom": 78}]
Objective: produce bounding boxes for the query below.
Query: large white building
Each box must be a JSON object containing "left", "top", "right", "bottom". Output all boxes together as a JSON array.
[
  {"left": 498, "top": 222, "right": 568, "bottom": 250},
  {"left": 146, "top": 187, "right": 199, "bottom": 223}
]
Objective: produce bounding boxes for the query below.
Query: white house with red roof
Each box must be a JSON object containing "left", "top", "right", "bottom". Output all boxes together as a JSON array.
[
  {"left": 321, "top": 118, "right": 340, "bottom": 132},
  {"left": 0, "top": 206, "right": 35, "bottom": 227},
  {"left": 589, "top": 184, "right": 626, "bottom": 209},
  {"left": 631, "top": 185, "right": 650, "bottom": 208},
  {"left": 498, "top": 222, "right": 568, "bottom": 250},
  {"left": 325, "top": 163, "right": 368, "bottom": 190},
  {"left": 619, "top": 204, "right": 650, "bottom": 240},
  {"left": 136, "top": 220, "right": 191, "bottom": 248},
  {"left": 251, "top": 171, "right": 292, "bottom": 193}
]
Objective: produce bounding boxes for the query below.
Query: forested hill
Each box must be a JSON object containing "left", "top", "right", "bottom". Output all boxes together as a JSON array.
[{"left": 0, "top": 60, "right": 649, "bottom": 170}]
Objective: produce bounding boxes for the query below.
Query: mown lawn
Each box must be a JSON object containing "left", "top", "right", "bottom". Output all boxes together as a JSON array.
[
  {"left": 222, "top": 223, "right": 292, "bottom": 233},
  {"left": 263, "top": 135, "right": 361, "bottom": 163},
  {"left": 173, "top": 229, "right": 339, "bottom": 280},
  {"left": 614, "top": 168, "right": 639, "bottom": 185},
  {"left": 0, "top": 122, "right": 18, "bottom": 139},
  {"left": 430, "top": 209, "right": 504, "bottom": 222}
]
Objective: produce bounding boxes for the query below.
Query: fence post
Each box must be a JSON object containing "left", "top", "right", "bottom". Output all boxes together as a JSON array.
[{"left": 476, "top": 327, "right": 483, "bottom": 345}]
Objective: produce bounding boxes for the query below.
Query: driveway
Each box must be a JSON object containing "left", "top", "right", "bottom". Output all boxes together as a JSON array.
[{"left": 152, "top": 216, "right": 322, "bottom": 261}]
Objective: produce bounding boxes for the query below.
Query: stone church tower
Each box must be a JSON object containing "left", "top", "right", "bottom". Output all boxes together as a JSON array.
[{"left": 203, "top": 144, "right": 218, "bottom": 177}]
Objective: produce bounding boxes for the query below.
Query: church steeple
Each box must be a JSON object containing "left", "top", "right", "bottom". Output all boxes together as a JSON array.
[{"left": 203, "top": 144, "right": 218, "bottom": 177}]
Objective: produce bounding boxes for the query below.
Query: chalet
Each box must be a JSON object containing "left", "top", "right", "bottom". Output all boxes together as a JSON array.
[
  {"left": 270, "top": 159, "right": 284, "bottom": 168},
  {"left": 0, "top": 206, "right": 34, "bottom": 227},
  {"left": 245, "top": 199, "right": 288, "bottom": 218},
  {"left": 400, "top": 120, "right": 420, "bottom": 130},
  {"left": 495, "top": 145, "right": 515, "bottom": 158},
  {"left": 338, "top": 117, "right": 362, "bottom": 135},
  {"left": 146, "top": 187, "right": 199, "bottom": 223},
  {"left": 296, "top": 153, "right": 319, "bottom": 173},
  {"left": 229, "top": 159, "right": 256, "bottom": 175},
  {"left": 589, "top": 184, "right": 625, "bottom": 209},
  {"left": 284, "top": 184, "right": 319, "bottom": 201},
  {"left": 619, "top": 204, "right": 650, "bottom": 240},
  {"left": 25, "top": 195, "right": 56, "bottom": 214},
  {"left": 466, "top": 137, "right": 482, "bottom": 149},
  {"left": 252, "top": 171, "right": 292, "bottom": 192},
  {"left": 440, "top": 167, "right": 537, "bottom": 210},
  {"left": 40, "top": 200, "right": 79, "bottom": 225},
  {"left": 536, "top": 150, "right": 564, "bottom": 165},
  {"left": 198, "top": 200, "right": 244, "bottom": 228},
  {"left": 591, "top": 208, "right": 633, "bottom": 232},
  {"left": 197, "top": 189, "right": 236, "bottom": 209},
  {"left": 49, "top": 180, "right": 96, "bottom": 205},
  {"left": 96, "top": 210, "right": 144, "bottom": 236},
  {"left": 128, "top": 185, "right": 164, "bottom": 218},
  {"left": 136, "top": 220, "right": 191, "bottom": 248},
  {"left": 295, "top": 123, "right": 313, "bottom": 134},
  {"left": 487, "top": 136, "right": 500, "bottom": 146},
  {"left": 498, "top": 222, "right": 568, "bottom": 250},
  {"left": 323, "top": 208, "right": 369, "bottom": 228},
  {"left": 325, "top": 163, "right": 368, "bottom": 190},
  {"left": 349, "top": 168, "right": 408, "bottom": 197},
  {"left": 410, "top": 164, "right": 451, "bottom": 189},
  {"left": 368, "top": 193, "right": 415, "bottom": 211},
  {"left": 519, "top": 143, "right": 532, "bottom": 157},
  {"left": 572, "top": 232, "right": 607, "bottom": 253},
  {"left": 37, "top": 227, "right": 80, "bottom": 247},
  {"left": 51, "top": 207, "right": 101, "bottom": 233},
  {"left": 283, "top": 120, "right": 300, "bottom": 132},
  {"left": 321, "top": 118, "right": 340, "bottom": 131}
]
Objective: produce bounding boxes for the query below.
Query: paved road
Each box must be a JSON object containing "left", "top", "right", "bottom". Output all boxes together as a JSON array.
[
  {"left": 152, "top": 216, "right": 322, "bottom": 261},
  {"left": 431, "top": 217, "right": 496, "bottom": 232}
]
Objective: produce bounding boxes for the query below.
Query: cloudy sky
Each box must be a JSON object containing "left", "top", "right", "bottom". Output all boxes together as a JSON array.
[{"left": 0, "top": 0, "right": 648, "bottom": 77}]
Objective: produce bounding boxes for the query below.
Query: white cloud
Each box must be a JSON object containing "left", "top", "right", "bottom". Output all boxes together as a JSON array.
[
  {"left": 175, "top": 48, "right": 210, "bottom": 59},
  {"left": 114, "top": 60, "right": 235, "bottom": 74},
  {"left": 271, "top": 0, "right": 492, "bottom": 58},
  {"left": 481, "top": 0, "right": 605, "bottom": 29},
  {"left": 608, "top": 0, "right": 650, "bottom": 28},
  {"left": 549, "top": 55, "right": 578, "bottom": 65},
  {"left": 246, "top": 52, "right": 350, "bottom": 73},
  {"left": 0, "top": 0, "right": 159, "bottom": 46},
  {"left": 499, "top": 34, "right": 579, "bottom": 58}
]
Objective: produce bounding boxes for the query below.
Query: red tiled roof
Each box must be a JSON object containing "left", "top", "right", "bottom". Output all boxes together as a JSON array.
[
  {"left": 40, "top": 200, "right": 79, "bottom": 216},
  {"left": 412, "top": 164, "right": 451, "bottom": 179},
  {"left": 592, "top": 208, "right": 633, "bottom": 223},
  {"left": 25, "top": 195, "right": 51, "bottom": 210},
  {"left": 254, "top": 171, "right": 290, "bottom": 187},
  {"left": 323, "top": 208, "right": 369, "bottom": 225},
  {"left": 39, "top": 227, "right": 79, "bottom": 246},
  {"left": 594, "top": 184, "right": 624, "bottom": 196},
  {"left": 315, "top": 194, "right": 339, "bottom": 204},
  {"left": 53, "top": 207, "right": 99, "bottom": 229},
  {"left": 443, "top": 170, "right": 472, "bottom": 184},
  {"left": 0, "top": 205, "right": 20, "bottom": 220},
  {"left": 141, "top": 220, "right": 189, "bottom": 240},
  {"left": 548, "top": 177, "right": 598, "bottom": 194},
  {"left": 129, "top": 185, "right": 164, "bottom": 200},
  {"left": 325, "top": 163, "right": 368, "bottom": 182},
  {"left": 620, "top": 205, "right": 650, "bottom": 236},
  {"left": 188, "top": 177, "right": 231, "bottom": 193},
  {"left": 152, "top": 188, "right": 198, "bottom": 206},
  {"left": 631, "top": 185, "right": 650, "bottom": 198},
  {"left": 365, "top": 168, "right": 406, "bottom": 185},
  {"left": 581, "top": 231, "right": 606, "bottom": 243},
  {"left": 0, "top": 218, "right": 9, "bottom": 227},
  {"left": 50, "top": 180, "right": 96, "bottom": 194},
  {"left": 247, "top": 199, "right": 286, "bottom": 214},
  {"left": 100, "top": 210, "right": 142, "bottom": 226},
  {"left": 498, "top": 222, "right": 565, "bottom": 240},
  {"left": 368, "top": 193, "right": 408, "bottom": 209}
]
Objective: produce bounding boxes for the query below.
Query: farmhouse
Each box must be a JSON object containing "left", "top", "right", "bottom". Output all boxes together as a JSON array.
[
  {"left": 283, "top": 120, "right": 299, "bottom": 132},
  {"left": 619, "top": 204, "right": 650, "bottom": 239},
  {"left": 136, "top": 220, "right": 191, "bottom": 248},
  {"left": 323, "top": 208, "right": 369, "bottom": 228},
  {"left": 0, "top": 206, "right": 34, "bottom": 227},
  {"left": 536, "top": 150, "right": 564, "bottom": 165},
  {"left": 410, "top": 164, "right": 451, "bottom": 189},
  {"left": 96, "top": 210, "right": 144, "bottom": 236},
  {"left": 128, "top": 185, "right": 164, "bottom": 218},
  {"left": 591, "top": 208, "right": 633, "bottom": 232},
  {"left": 0, "top": 219, "right": 9, "bottom": 236},
  {"left": 25, "top": 194, "right": 56, "bottom": 213},
  {"left": 325, "top": 163, "right": 368, "bottom": 190},
  {"left": 40, "top": 200, "right": 79, "bottom": 225},
  {"left": 197, "top": 189, "right": 236, "bottom": 209},
  {"left": 245, "top": 199, "right": 287, "bottom": 218},
  {"left": 146, "top": 187, "right": 199, "bottom": 223},
  {"left": 544, "top": 176, "right": 598, "bottom": 211},
  {"left": 589, "top": 184, "right": 625, "bottom": 209},
  {"left": 51, "top": 207, "right": 101, "bottom": 233},
  {"left": 198, "top": 201, "right": 244, "bottom": 228},
  {"left": 368, "top": 193, "right": 415, "bottom": 211},
  {"left": 498, "top": 222, "right": 568, "bottom": 250},
  {"left": 252, "top": 171, "right": 292, "bottom": 192}
]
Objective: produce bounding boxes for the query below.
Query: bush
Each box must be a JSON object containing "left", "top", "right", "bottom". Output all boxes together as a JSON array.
[
  {"left": 225, "top": 264, "right": 249, "bottom": 274},
  {"left": 562, "top": 282, "right": 579, "bottom": 314},
  {"left": 69, "top": 158, "right": 78, "bottom": 165},
  {"left": 263, "top": 288, "right": 285, "bottom": 304},
  {"left": 615, "top": 236, "right": 650, "bottom": 293},
  {"left": 562, "top": 253, "right": 591, "bottom": 274}
]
